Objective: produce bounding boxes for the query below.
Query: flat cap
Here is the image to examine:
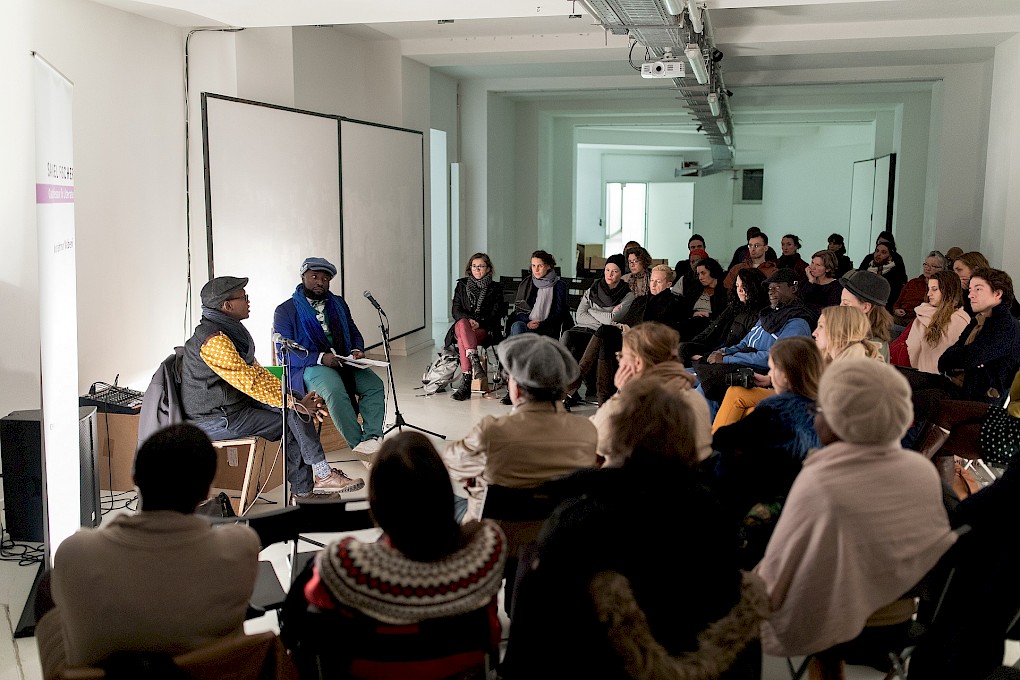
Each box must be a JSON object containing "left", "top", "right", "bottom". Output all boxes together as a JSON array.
[
  {"left": 497, "top": 334, "right": 579, "bottom": 391},
  {"left": 765, "top": 268, "right": 798, "bottom": 286},
  {"left": 200, "top": 276, "right": 248, "bottom": 309},
  {"left": 300, "top": 257, "right": 337, "bottom": 277},
  {"left": 840, "top": 269, "right": 890, "bottom": 306}
]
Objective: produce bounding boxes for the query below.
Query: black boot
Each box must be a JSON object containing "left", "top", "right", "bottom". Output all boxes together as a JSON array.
[
  {"left": 451, "top": 373, "right": 472, "bottom": 401},
  {"left": 469, "top": 351, "right": 486, "bottom": 380}
]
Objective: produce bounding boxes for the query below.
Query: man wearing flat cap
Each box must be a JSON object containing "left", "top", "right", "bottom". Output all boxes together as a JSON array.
[
  {"left": 181, "top": 275, "right": 364, "bottom": 498},
  {"left": 443, "top": 334, "right": 599, "bottom": 523},
  {"left": 273, "top": 257, "right": 385, "bottom": 458}
]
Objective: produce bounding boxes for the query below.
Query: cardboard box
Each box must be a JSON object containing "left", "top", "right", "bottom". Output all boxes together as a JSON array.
[
  {"left": 586, "top": 256, "right": 607, "bottom": 269},
  {"left": 95, "top": 412, "right": 140, "bottom": 492},
  {"left": 318, "top": 414, "right": 348, "bottom": 453},
  {"left": 211, "top": 437, "right": 284, "bottom": 515},
  {"left": 577, "top": 243, "right": 604, "bottom": 260}
]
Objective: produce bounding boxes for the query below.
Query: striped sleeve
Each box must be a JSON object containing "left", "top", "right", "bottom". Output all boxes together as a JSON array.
[{"left": 199, "top": 332, "right": 289, "bottom": 408}]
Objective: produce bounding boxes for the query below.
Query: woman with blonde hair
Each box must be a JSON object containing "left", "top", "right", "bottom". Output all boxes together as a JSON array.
[
  {"left": 813, "top": 305, "right": 883, "bottom": 363},
  {"left": 590, "top": 321, "right": 712, "bottom": 461},
  {"left": 899, "top": 270, "right": 969, "bottom": 373}
]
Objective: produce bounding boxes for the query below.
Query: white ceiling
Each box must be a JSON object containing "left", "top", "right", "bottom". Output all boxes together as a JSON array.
[{"left": 91, "top": 0, "right": 1020, "bottom": 142}]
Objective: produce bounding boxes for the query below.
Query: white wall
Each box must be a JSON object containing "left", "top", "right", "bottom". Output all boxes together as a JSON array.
[
  {"left": 981, "top": 33, "right": 1020, "bottom": 276},
  {"left": 759, "top": 126, "right": 874, "bottom": 259},
  {"left": 0, "top": 0, "right": 42, "bottom": 418}
]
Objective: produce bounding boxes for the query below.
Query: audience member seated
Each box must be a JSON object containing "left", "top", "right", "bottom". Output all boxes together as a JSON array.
[
  {"left": 710, "top": 337, "right": 823, "bottom": 567},
  {"left": 680, "top": 256, "right": 728, "bottom": 339},
  {"left": 591, "top": 322, "right": 712, "bottom": 462},
  {"left": 953, "top": 250, "right": 990, "bottom": 316},
  {"left": 827, "top": 233, "right": 855, "bottom": 278},
  {"left": 182, "top": 276, "right": 361, "bottom": 498},
  {"left": 776, "top": 233, "right": 808, "bottom": 280},
  {"left": 859, "top": 237, "right": 907, "bottom": 312},
  {"left": 723, "top": 230, "right": 778, "bottom": 289},
  {"left": 728, "top": 226, "right": 778, "bottom": 269},
  {"left": 447, "top": 252, "right": 504, "bottom": 401},
  {"left": 40, "top": 424, "right": 260, "bottom": 670},
  {"left": 680, "top": 267, "right": 769, "bottom": 366},
  {"left": 670, "top": 247, "right": 708, "bottom": 297},
  {"left": 857, "top": 230, "right": 907, "bottom": 279},
  {"left": 755, "top": 359, "right": 957, "bottom": 677},
  {"left": 281, "top": 432, "right": 507, "bottom": 680},
  {"left": 915, "top": 369, "right": 1020, "bottom": 491},
  {"left": 694, "top": 268, "right": 815, "bottom": 405},
  {"left": 839, "top": 269, "right": 893, "bottom": 360},
  {"left": 506, "top": 249, "right": 568, "bottom": 339},
  {"left": 711, "top": 305, "right": 880, "bottom": 432},
  {"left": 444, "top": 334, "right": 598, "bottom": 523},
  {"left": 890, "top": 270, "right": 969, "bottom": 373},
  {"left": 561, "top": 254, "right": 634, "bottom": 405},
  {"left": 274, "top": 257, "right": 386, "bottom": 456},
  {"left": 622, "top": 245, "right": 653, "bottom": 297},
  {"left": 907, "top": 452, "right": 1020, "bottom": 680},
  {"left": 502, "top": 377, "right": 768, "bottom": 680},
  {"left": 907, "top": 268, "right": 1020, "bottom": 433},
  {"left": 891, "top": 250, "right": 945, "bottom": 328},
  {"left": 944, "top": 246, "right": 964, "bottom": 272},
  {"left": 813, "top": 305, "right": 884, "bottom": 363},
  {"left": 799, "top": 250, "right": 844, "bottom": 316},
  {"left": 671, "top": 232, "right": 706, "bottom": 282},
  {"left": 619, "top": 264, "right": 685, "bottom": 333}
]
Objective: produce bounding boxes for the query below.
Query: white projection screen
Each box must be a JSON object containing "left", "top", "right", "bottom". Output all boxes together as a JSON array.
[
  {"left": 340, "top": 119, "right": 425, "bottom": 347},
  {"left": 203, "top": 94, "right": 425, "bottom": 360}
]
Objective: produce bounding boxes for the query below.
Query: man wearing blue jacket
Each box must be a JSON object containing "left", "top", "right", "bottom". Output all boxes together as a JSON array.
[
  {"left": 695, "top": 268, "right": 816, "bottom": 402},
  {"left": 274, "top": 257, "right": 385, "bottom": 457}
]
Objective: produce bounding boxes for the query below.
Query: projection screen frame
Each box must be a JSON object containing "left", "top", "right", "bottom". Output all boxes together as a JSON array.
[{"left": 201, "top": 93, "right": 426, "bottom": 350}]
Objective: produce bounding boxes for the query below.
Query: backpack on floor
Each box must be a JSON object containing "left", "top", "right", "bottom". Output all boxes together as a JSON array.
[{"left": 419, "top": 350, "right": 460, "bottom": 395}]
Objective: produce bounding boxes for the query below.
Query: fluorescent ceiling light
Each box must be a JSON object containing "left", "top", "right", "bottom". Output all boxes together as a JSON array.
[
  {"left": 723, "top": 133, "right": 732, "bottom": 145},
  {"left": 687, "top": 0, "right": 703, "bottom": 33},
  {"left": 685, "top": 43, "right": 708, "bottom": 84},
  {"left": 707, "top": 93, "right": 720, "bottom": 117},
  {"left": 718, "top": 119, "right": 728, "bottom": 134},
  {"left": 662, "top": 0, "right": 684, "bottom": 15}
]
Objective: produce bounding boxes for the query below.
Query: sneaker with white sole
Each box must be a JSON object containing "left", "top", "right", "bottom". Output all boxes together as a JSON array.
[
  {"left": 312, "top": 468, "right": 365, "bottom": 494},
  {"left": 352, "top": 437, "right": 383, "bottom": 456}
]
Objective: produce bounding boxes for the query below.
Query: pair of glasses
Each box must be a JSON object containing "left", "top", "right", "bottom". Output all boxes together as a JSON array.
[
  {"left": 471, "top": 264, "right": 489, "bottom": 270},
  {"left": 227, "top": 294, "right": 249, "bottom": 303}
]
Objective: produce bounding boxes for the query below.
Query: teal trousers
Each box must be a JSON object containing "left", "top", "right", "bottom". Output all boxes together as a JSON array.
[{"left": 303, "top": 364, "right": 385, "bottom": 448}]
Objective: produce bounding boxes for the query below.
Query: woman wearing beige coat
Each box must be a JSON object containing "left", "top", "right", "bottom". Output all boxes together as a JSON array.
[
  {"left": 590, "top": 322, "right": 712, "bottom": 462},
  {"left": 904, "top": 270, "right": 970, "bottom": 374}
]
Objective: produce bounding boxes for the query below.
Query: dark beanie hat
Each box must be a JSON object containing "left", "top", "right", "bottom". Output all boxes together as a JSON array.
[
  {"left": 606, "top": 254, "right": 627, "bottom": 271},
  {"left": 840, "top": 270, "right": 890, "bottom": 306}
]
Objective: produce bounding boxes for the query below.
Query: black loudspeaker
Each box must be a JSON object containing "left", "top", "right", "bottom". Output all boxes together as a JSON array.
[{"left": 1, "top": 407, "right": 101, "bottom": 543}]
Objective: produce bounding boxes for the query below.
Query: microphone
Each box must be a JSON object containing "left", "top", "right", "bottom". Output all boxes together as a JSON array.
[
  {"left": 272, "top": 333, "right": 307, "bottom": 352},
  {"left": 363, "top": 290, "right": 383, "bottom": 311}
]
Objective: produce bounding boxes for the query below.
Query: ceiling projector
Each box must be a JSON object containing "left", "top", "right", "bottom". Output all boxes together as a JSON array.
[{"left": 641, "top": 58, "right": 685, "bottom": 79}]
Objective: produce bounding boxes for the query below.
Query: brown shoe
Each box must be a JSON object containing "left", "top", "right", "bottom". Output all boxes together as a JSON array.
[{"left": 313, "top": 468, "right": 365, "bottom": 494}]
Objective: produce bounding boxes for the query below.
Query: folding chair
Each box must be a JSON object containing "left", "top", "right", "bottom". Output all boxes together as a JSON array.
[{"left": 787, "top": 525, "right": 972, "bottom": 680}]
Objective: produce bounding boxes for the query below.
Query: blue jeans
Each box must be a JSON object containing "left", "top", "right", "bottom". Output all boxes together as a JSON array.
[
  {"left": 509, "top": 320, "right": 530, "bottom": 336},
  {"left": 304, "top": 365, "right": 385, "bottom": 449},
  {"left": 192, "top": 403, "right": 323, "bottom": 495}
]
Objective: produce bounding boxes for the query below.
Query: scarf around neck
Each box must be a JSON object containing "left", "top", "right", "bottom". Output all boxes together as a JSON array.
[
  {"left": 760, "top": 299, "right": 816, "bottom": 335},
  {"left": 201, "top": 307, "right": 255, "bottom": 363},
  {"left": 530, "top": 270, "right": 559, "bottom": 322},
  {"left": 291, "top": 284, "right": 352, "bottom": 354},
  {"left": 590, "top": 277, "right": 630, "bottom": 308},
  {"left": 466, "top": 273, "right": 493, "bottom": 315}
]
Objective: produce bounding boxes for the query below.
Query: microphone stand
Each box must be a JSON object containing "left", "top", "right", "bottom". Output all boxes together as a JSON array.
[
  {"left": 373, "top": 301, "right": 446, "bottom": 439},
  {"left": 276, "top": 345, "right": 292, "bottom": 505}
]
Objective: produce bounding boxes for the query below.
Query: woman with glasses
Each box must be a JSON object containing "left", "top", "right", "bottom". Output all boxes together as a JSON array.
[
  {"left": 446, "top": 253, "right": 504, "bottom": 401},
  {"left": 622, "top": 246, "right": 653, "bottom": 297},
  {"left": 891, "top": 250, "right": 945, "bottom": 327}
]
